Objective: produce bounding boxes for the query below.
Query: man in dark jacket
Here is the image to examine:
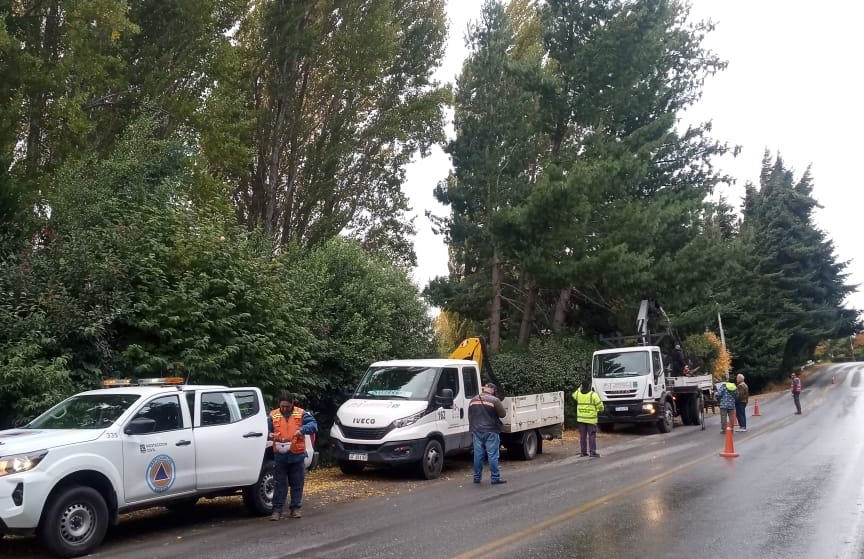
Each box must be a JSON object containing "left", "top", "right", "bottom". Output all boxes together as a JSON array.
[
  {"left": 468, "top": 383, "right": 507, "bottom": 485},
  {"left": 670, "top": 344, "right": 687, "bottom": 376},
  {"left": 734, "top": 373, "right": 749, "bottom": 432}
]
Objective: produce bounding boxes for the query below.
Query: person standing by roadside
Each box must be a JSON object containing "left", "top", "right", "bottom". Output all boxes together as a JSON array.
[
  {"left": 716, "top": 377, "right": 737, "bottom": 433},
  {"left": 734, "top": 373, "right": 749, "bottom": 432},
  {"left": 469, "top": 383, "right": 507, "bottom": 484},
  {"left": 791, "top": 372, "right": 803, "bottom": 414},
  {"left": 572, "top": 379, "right": 605, "bottom": 457},
  {"left": 268, "top": 392, "right": 317, "bottom": 520}
]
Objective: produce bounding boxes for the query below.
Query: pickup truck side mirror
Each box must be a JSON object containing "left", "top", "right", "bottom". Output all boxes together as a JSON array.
[
  {"left": 435, "top": 388, "right": 454, "bottom": 409},
  {"left": 124, "top": 417, "right": 157, "bottom": 435}
]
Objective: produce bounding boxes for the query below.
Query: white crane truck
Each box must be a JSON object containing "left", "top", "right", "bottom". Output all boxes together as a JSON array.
[
  {"left": 329, "top": 338, "right": 565, "bottom": 479},
  {"left": 591, "top": 300, "right": 714, "bottom": 433}
]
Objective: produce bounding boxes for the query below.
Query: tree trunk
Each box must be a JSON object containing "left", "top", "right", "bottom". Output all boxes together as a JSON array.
[
  {"left": 489, "top": 246, "right": 502, "bottom": 353},
  {"left": 551, "top": 287, "right": 571, "bottom": 333},
  {"left": 518, "top": 279, "right": 538, "bottom": 347}
]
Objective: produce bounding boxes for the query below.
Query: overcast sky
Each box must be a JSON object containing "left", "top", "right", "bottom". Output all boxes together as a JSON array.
[{"left": 405, "top": 0, "right": 864, "bottom": 312}]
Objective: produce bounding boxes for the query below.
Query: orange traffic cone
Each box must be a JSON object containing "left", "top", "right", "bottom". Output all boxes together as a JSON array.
[
  {"left": 720, "top": 426, "right": 739, "bottom": 458},
  {"left": 753, "top": 399, "right": 761, "bottom": 416}
]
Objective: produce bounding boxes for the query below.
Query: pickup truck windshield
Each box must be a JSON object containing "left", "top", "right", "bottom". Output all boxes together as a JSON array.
[
  {"left": 593, "top": 352, "right": 650, "bottom": 379},
  {"left": 27, "top": 394, "right": 142, "bottom": 429},
  {"left": 354, "top": 366, "right": 437, "bottom": 401}
]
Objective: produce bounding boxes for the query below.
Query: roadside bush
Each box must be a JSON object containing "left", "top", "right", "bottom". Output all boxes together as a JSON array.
[{"left": 491, "top": 335, "right": 596, "bottom": 426}]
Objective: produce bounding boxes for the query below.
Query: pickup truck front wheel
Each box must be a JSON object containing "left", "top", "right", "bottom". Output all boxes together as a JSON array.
[
  {"left": 38, "top": 486, "right": 109, "bottom": 558},
  {"left": 243, "top": 458, "right": 274, "bottom": 515},
  {"left": 417, "top": 439, "right": 443, "bottom": 480}
]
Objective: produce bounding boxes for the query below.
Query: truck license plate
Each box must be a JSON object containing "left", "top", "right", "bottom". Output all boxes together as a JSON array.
[
  {"left": 615, "top": 406, "right": 628, "bottom": 412},
  {"left": 348, "top": 452, "right": 368, "bottom": 462}
]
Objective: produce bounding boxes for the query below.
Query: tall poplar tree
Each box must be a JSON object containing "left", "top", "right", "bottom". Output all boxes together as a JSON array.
[{"left": 213, "top": 0, "right": 449, "bottom": 267}]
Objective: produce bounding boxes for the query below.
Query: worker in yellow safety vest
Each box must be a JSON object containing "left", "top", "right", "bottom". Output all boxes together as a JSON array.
[{"left": 572, "top": 379, "right": 605, "bottom": 457}]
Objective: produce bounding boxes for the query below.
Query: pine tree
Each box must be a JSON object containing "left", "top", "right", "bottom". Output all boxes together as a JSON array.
[
  {"left": 726, "top": 153, "right": 859, "bottom": 385},
  {"left": 429, "top": 0, "right": 544, "bottom": 351}
]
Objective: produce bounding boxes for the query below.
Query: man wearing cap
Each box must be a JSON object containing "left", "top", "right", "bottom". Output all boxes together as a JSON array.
[
  {"left": 572, "top": 379, "right": 604, "bottom": 457},
  {"left": 468, "top": 383, "right": 507, "bottom": 484}
]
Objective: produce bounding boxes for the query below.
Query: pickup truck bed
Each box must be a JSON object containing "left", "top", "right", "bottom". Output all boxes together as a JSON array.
[{"left": 501, "top": 391, "right": 565, "bottom": 433}]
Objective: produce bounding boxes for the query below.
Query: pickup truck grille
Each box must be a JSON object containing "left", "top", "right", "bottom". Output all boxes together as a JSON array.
[
  {"left": 340, "top": 425, "right": 391, "bottom": 440},
  {"left": 604, "top": 390, "right": 637, "bottom": 399}
]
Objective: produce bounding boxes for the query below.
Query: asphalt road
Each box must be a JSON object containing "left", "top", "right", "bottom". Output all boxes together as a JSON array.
[{"left": 4, "top": 363, "right": 863, "bottom": 559}]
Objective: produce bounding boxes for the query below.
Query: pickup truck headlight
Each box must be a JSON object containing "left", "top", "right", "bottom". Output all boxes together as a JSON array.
[
  {"left": 391, "top": 410, "right": 426, "bottom": 429},
  {"left": 0, "top": 450, "right": 48, "bottom": 477}
]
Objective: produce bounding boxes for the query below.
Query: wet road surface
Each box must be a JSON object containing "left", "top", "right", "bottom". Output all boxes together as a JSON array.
[{"left": 3, "top": 363, "right": 862, "bottom": 559}]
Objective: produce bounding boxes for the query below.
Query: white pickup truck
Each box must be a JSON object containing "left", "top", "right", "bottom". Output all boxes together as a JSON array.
[
  {"left": 330, "top": 338, "right": 565, "bottom": 479},
  {"left": 0, "top": 378, "right": 316, "bottom": 558}
]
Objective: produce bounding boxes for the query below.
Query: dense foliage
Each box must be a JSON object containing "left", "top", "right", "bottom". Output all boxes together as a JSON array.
[
  {"left": 0, "top": 122, "right": 433, "bottom": 427},
  {"left": 0, "top": 0, "right": 858, "bottom": 427},
  {"left": 428, "top": 0, "right": 857, "bottom": 390}
]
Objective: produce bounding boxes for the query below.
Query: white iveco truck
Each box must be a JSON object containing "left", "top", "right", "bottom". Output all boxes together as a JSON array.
[{"left": 329, "top": 338, "right": 565, "bottom": 479}]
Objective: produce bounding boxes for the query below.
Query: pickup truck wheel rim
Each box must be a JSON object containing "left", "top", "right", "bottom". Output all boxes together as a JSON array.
[
  {"left": 260, "top": 471, "right": 275, "bottom": 506},
  {"left": 424, "top": 441, "right": 443, "bottom": 476},
  {"left": 426, "top": 448, "right": 441, "bottom": 470},
  {"left": 59, "top": 502, "right": 95, "bottom": 543}
]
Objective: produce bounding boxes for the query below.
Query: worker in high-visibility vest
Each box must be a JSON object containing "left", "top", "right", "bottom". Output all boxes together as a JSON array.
[{"left": 572, "top": 379, "right": 605, "bottom": 457}]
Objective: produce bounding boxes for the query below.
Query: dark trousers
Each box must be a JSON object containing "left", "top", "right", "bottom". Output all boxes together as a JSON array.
[
  {"left": 793, "top": 392, "right": 802, "bottom": 413},
  {"left": 735, "top": 401, "right": 747, "bottom": 429},
  {"left": 720, "top": 408, "right": 735, "bottom": 431},
  {"left": 273, "top": 457, "right": 305, "bottom": 512},
  {"left": 472, "top": 431, "right": 502, "bottom": 481},
  {"left": 578, "top": 422, "right": 597, "bottom": 455}
]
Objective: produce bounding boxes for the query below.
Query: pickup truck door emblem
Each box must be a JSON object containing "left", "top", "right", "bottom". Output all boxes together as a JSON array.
[{"left": 146, "top": 454, "right": 176, "bottom": 493}]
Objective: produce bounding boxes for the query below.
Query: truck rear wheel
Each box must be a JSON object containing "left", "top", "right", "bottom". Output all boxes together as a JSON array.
[
  {"left": 417, "top": 439, "right": 443, "bottom": 479},
  {"left": 681, "top": 395, "right": 696, "bottom": 425},
  {"left": 243, "top": 458, "right": 274, "bottom": 515},
  {"left": 697, "top": 396, "right": 706, "bottom": 430},
  {"left": 680, "top": 398, "right": 693, "bottom": 425},
  {"left": 38, "top": 486, "right": 109, "bottom": 558},
  {"left": 688, "top": 396, "right": 701, "bottom": 428},
  {"left": 511, "top": 430, "right": 538, "bottom": 460}
]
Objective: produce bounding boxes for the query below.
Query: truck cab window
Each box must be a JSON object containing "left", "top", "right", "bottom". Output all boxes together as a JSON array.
[
  {"left": 132, "top": 395, "right": 182, "bottom": 432},
  {"left": 436, "top": 367, "right": 460, "bottom": 397},
  {"left": 652, "top": 351, "right": 662, "bottom": 379},
  {"left": 201, "top": 392, "right": 238, "bottom": 426},
  {"left": 462, "top": 367, "right": 479, "bottom": 398}
]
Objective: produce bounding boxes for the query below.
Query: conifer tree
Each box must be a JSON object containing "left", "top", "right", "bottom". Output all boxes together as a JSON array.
[{"left": 726, "top": 152, "right": 858, "bottom": 384}]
